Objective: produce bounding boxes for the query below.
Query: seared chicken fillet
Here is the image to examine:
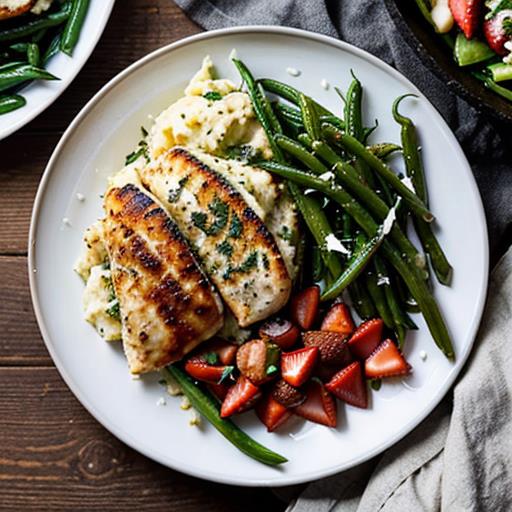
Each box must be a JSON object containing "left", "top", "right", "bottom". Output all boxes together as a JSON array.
[
  {"left": 0, "top": 1, "right": 34, "bottom": 20},
  {"left": 103, "top": 182, "right": 224, "bottom": 374},
  {"left": 139, "top": 147, "right": 292, "bottom": 327}
]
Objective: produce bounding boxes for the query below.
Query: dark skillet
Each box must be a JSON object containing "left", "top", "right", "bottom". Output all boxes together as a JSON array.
[{"left": 383, "top": 0, "right": 512, "bottom": 124}]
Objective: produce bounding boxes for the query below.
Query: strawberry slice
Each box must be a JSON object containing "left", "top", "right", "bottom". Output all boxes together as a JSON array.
[
  {"left": 348, "top": 319, "right": 384, "bottom": 360},
  {"left": 259, "top": 318, "right": 300, "bottom": 349},
  {"left": 303, "top": 331, "right": 352, "bottom": 367},
  {"left": 256, "top": 394, "right": 292, "bottom": 432},
  {"left": 365, "top": 339, "right": 411, "bottom": 379},
  {"left": 483, "top": 9, "right": 512, "bottom": 55},
  {"left": 220, "top": 375, "right": 260, "bottom": 417},
  {"left": 449, "top": 0, "right": 483, "bottom": 39},
  {"left": 195, "top": 338, "right": 238, "bottom": 366},
  {"left": 281, "top": 346, "right": 319, "bottom": 387},
  {"left": 291, "top": 286, "right": 320, "bottom": 330},
  {"left": 184, "top": 358, "right": 228, "bottom": 384},
  {"left": 321, "top": 303, "right": 355, "bottom": 335},
  {"left": 294, "top": 379, "right": 337, "bottom": 427},
  {"left": 326, "top": 361, "right": 367, "bottom": 409},
  {"left": 207, "top": 382, "right": 231, "bottom": 402}
]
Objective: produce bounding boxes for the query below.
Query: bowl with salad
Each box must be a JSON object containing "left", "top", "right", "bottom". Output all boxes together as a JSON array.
[{"left": 385, "top": 0, "right": 512, "bottom": 123}]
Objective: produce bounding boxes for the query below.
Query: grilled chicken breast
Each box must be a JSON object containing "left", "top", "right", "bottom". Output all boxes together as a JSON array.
[
  {"left": 0, "top": 0, "right": 34, "bottom": 20},
  {"left": 103, "top": 180, "right": 224, "bottom": 374},
  {"left": 139, "top": 147, "right": 292, "bottom": 327}
]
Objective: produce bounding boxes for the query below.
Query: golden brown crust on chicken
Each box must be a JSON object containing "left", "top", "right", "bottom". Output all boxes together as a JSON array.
[
  {"left": 0, "top": 1, "right": 35, "bottom": 20},
  {"left": 139, "top": 148, "right": 292, "bottom": 327},
  {"left": 103, "top": 183, "right": 224, "bottom": 374}
]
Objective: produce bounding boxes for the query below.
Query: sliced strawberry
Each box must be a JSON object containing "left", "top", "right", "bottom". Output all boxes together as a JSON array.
[
  {"left": 294, "top": 379, "right": 337, "bottom": 427},
  {"left": 281, "top": 346, "right": 318, "bottom": 387},
  {"left": 207, "top": 382, "right": 231, "bottom": 402},
  {"left": 303, "top": 331, "right": 352, "bottom": 367},
  {"left": 184, "top": 358, "right": 228, "bottom": 384},
  {"left": 259, "top": 318, "right": 300, "bottom": 350},
  {"left": 236, "top": 339, "right": 280, "bottom": 385},
  {"left": 256, "top": 394, "right": 292, "bottom": 432},
  {"left": 365, "top": 339, "right": 411, "bottom": 379},
  {"left": 449, "top": 0, "right": 484, "bottom": 39},
  {"left": 272, "top": 379, "right": 306, "bottom": 408},
  {"left": 321, "top": 303, "right": 355, "bottom": 335},
  {"left": 348, "top": 319, "right": 384, "bottom": 360},
  {"left": 483, "top": 9, "right": 512, "bottom": 55},
  {"left": 291, "top": 286, "right": 320, "bottom": 330},
  {"left": 195, "top": 338, "right": 238, "bottom": 366},
  {"left": 220, "top": 375, "right": 260, "bottom": 417},
  {"left": 326, "top": 361, "right": 367, "bottom": 409}
]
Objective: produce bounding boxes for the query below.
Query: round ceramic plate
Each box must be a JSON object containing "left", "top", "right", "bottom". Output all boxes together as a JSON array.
[
  {"left": 0, "top": 0, "right": 115, "bottom": 141},
  {"left": 29, "top": 27, "right": 488, "bottom": 487}
]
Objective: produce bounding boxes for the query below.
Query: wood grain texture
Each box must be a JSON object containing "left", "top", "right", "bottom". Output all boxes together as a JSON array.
[
  {"left": 0, "top": 368, "right": 283, "bottom": 511},
  {"left": 0, "top": 0, "right": 285, "bottom": 509}
]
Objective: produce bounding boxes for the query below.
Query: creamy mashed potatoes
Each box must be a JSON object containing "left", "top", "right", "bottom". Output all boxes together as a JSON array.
[{"left": 149, "top": 56, "right": 272, "bottom": 160}]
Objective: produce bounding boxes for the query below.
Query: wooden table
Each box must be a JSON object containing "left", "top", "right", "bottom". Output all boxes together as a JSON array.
[{"left": 0, "top": 1, "right": 285, "bottom": 509}]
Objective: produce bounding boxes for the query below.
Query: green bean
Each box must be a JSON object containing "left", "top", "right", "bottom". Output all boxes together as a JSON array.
[
  {"left": 311, "top": 245, "right": 326, "bottom": 282},
  {"left": 288, "top": 183, "right": 343, "bottom": 279},
  {"left": 257, "top": 161, "right": 454, "bottom": 360},
  {"left": 365, "top": 263, "right": 394, "bottom": 329},
  {"left": 298, "top": 93, "right": 321, "bottom": 141},
  {"left": 322, "top": 123, "right": 434, "bottom": 222},
  {"left": 27, "top": 43, "right": 40, "bottom": 67},
  {"left": 164, "top": 366, "right": 287, "bottom": 465},
  {"left": 9, "top": 43, "right": 28, "bottom": 53},
  {"left": 275, "top": 134, "right": 328, "bottom": 175},
  {"left": 233, "top": 59, "right": 284, "bottom": 161},
  {"left": 43, "top": 32, "right": 62, "bottom": 64},
  {"left": 368, "top": 142, "right": 401, "bottom": 159},
  {"left": 0, "top": 3, "right": 71, "bottom": 43},
  {"left": 258, "top": 78, "right": 332, "bottom": 116},
  {"left": 0, "top": 63, "right": 58, "bottom": 93},
  {"left": 348, "top": 279, "right": 377, "bottom": 319},
  {"left": 258, "top": 83, "right": 282, "bottom": 135},
  {"left": 31, "top": 28, "right": 48, "bottom": 44},
  {"left": 321, "top": 229, "right": 384, "bottom": 301},
  {"left": 472, "top": 71, "right": 512, "bottom": 102},
  {"left": 60, "top": 0, "right": 90, "bottom": 56},
  {"left": 392, "top": 94, "right": 453, "bottom": 285},
  {"left": 0, "top": 94, "right": 26, "bottom": 114}
]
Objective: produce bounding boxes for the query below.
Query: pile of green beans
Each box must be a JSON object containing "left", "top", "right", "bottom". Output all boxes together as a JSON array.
[
  {"left": 234, "top": 60, "right": 454, "bottom": 361},
  {"left": 0, "top": 0, "right": 90, "bottom": 115}
]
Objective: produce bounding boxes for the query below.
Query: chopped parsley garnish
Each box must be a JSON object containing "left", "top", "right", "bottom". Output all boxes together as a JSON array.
[
  {"left": 102, "top": 270, "right": 121, "bottom": 321},
  {"left": 228, "top": 214, "right": 243, "bottom": 239},
  {"left": 168, "top": 176, "right": 189, "bottom": 203},
  {"left": 125, "top": 126, "right": 150, "bottom": 165},
  {"left": 224, "top": 144, "right": 260, "bottom": 163},
  {"left": 203, "top": 91, "right": 223, "bottom": 101},
  {"left": 218, "top": 365, "right": 235, "bottom": 384},
  {"left": 217, "top": 240, "right": 234, "bottom": 258},
  {"left": 201, "top": 352, "right": 219, "bottom": 365},
  {"left": 191, "top": 197, "right": 229, "bottom": 236},
  {"left": 106, "top": 300, "right": 120, "bottom": 320},
  {"left": 278, "top": 225, "right": 293, "bottom": 242},
  {"left": 266, "top": 364, "right": 278, "bottom": 376},
  {"left": 223, "top": 251, "right": 259, "bottom": 280}
]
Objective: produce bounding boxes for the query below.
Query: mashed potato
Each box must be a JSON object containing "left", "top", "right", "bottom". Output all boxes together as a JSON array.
[{"left": 148, "top": 56, "right": 272, "bottom": 160}]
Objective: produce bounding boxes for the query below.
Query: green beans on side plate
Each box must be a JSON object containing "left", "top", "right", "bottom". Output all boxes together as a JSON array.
[
  {"left": 164, "top": 366, "right": 287, "bottom": 466},
  {"left": 60, "top": 0, "right": 90, "bottom": 56}
]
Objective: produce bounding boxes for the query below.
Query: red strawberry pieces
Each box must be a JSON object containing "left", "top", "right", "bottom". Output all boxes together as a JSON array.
[
  {"left": 259, "top": 318, "right": 300, "bottom": 350},
  {"left": 281, "top": 346, "right": 318, "bottom": 387},
  {"left": 294, "top": 379, "right": 337, "bottom": 427},
  {"left": 207, "top": 382, "right": 230, "bottom": 402},
  {"left": 321, "top": 302, "right": 355, "bottom": 335},
  {"left": 184, "top": 358, "right": 228, "bottom": 384},
  {"left": 256, "top": 394, "right": 292, "bottom": 432},
  {"left": 348, "top": 318, "right": 384, "bottom": 360},
  {"left": 449, "top": 0, "right": 484, "bottom": 39},
  {"left": 365, "top": 339, "right": 411, "bottom": 379},
  {"left": 291, "top": 286, "right": 320, "bottom": 330},
  {"left": 326, "top": 361, "right": 367, "bottom": 409},
  {"left": 220, "top": 375, "right": 260, "bottom": 417},
  {"left": 484, "top": 9, "right": 512, "bottom": 55}
]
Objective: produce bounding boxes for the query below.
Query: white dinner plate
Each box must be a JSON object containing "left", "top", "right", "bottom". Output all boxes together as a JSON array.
[
  {"left": 0, "top": 0, "right": 115, "bottom": 140},
  {"left": 28, "top": 27, "right": 489, "bottom": 486}
]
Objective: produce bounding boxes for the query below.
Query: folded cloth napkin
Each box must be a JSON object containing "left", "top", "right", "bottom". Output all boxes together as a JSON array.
[
  {"left": 174, "top": 0, "right": 512, "bottom": 259},
  {"left": 173, "top": 1, "right": 512, "bottom": 509}
]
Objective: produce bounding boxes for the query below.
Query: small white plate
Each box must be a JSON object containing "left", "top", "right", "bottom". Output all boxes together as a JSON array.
[
  {"left": 0, "top": 0, "right": 115, "bottom": 140},
  {"left": 29, "top": 27, "right": 488, "bottom": 487}
]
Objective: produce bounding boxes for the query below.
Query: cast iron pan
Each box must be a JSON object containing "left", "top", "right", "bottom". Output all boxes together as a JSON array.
[{"left": 383, "top": 0, "right": 512, "bottom": 124}]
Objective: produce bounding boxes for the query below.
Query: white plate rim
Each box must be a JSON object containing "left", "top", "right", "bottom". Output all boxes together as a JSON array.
[
  {"left": 0, "top": 0, "right": 116, "bottom": 141},
  {"left": 28, "top": 26, "right": 489, "bottom": 487}
]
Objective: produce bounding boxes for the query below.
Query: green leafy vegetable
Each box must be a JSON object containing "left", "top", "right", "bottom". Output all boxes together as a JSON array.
[{"left": 203, "top": 91, "right": 223, "bottom": 101}]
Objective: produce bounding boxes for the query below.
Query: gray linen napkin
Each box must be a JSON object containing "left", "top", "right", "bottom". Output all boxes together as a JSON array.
[
  {"left": 173, "top": 0, "right": 512, "bottom": 509},
  {"left": 174, "top": 0, "right": 512, "bottom": 259}
]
